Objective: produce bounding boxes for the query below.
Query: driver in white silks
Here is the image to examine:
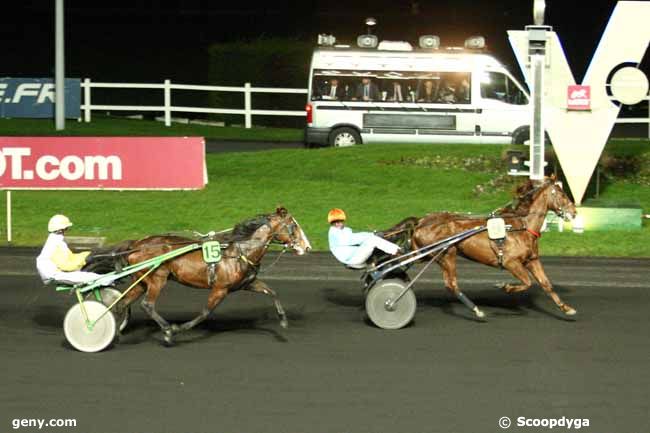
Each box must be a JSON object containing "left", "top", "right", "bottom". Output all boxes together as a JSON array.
[
  {"left": 36, "top": 214, "right": 113, "bottom": 285},
  {"left": 327, "top": 208, "right": 400, "bottom": 268}
]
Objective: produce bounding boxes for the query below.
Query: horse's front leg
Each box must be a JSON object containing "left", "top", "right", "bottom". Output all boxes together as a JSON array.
[
  {"left": 499, "top": 259, "right": 533, "bottom": 293},
  {"left": 526, "top": 259, "right": 577, "bottom": 316},
  {"left": 245, "top": 279, "right": 288, "bottom": 329},
  {"left": 438, "top": 249, "right": 485, "bottom": 319}
]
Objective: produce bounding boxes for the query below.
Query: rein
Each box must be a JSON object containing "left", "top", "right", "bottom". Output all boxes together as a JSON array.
[
  {"left": 90, "top": 240, "right": 199, "bottom": 259},
  {"left": 258, "top": 248, "right": 287, "bottom": 275},
  {"left": 381, "top": 227, "right": 411, "bottom": 237}
]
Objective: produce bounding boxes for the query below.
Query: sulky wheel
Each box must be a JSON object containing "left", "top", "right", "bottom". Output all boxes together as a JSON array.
[
  {"left": 365, "top": 279, "right": 417, "bottom": 330},
  {"left": 63, "top": 300, "right": 116, "bottom": 353},
  {"left": 86, "top": 288, "right": 130, "bottom": 332}
]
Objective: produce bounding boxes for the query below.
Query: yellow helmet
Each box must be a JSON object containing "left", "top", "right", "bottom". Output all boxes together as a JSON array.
[
  {"left": 327, "top": 208, "right": 347, "bottom": 224},
  {"left": 48, "top": 214, "right": 73, "bottom": 232}
]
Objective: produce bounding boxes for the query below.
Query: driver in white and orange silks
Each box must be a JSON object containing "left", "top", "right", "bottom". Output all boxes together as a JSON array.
[
  {"left": 36, "top": 214, "right": 103, "bottom": 285},
  {"left": 327, "top": 208, "right": 400, "bottom": 267}
]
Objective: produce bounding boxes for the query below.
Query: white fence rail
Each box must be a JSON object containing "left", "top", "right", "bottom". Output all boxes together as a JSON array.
[
  {"left": 81, "top": 79, "right": 308, "bottom": 128},
  {"left": 81, "top": 79, "right": 649, "bottom": 136}
]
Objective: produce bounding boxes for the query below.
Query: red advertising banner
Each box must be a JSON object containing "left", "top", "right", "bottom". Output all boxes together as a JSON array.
[
  {"left": 567, "top": 85, "right": 591, "bottom": 110},
  {"left": 0, "top": 137, "right": 206, "bottom": 190}
]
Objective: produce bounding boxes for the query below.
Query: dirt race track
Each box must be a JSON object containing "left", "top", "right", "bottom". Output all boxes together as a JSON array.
[{"left": 1, "top": 251, "right": 649, "bottom": 433}]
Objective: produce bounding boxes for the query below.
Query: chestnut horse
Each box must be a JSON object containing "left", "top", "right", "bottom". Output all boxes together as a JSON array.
[
  {"left": 108, "top": 208, "right": 311, "bottom": 345},
  {"left": 410, "top": 177, "right": 577, "bottom": 319}
]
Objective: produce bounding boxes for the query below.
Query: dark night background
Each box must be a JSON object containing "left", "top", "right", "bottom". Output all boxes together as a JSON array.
[{"left": 4, "top": 0, "right": 646, "bottom": 84}]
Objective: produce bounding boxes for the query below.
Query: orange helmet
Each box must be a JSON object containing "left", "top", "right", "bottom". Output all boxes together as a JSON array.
[{"left": 327, "top": 208, "right": 347, "bottom": 224}]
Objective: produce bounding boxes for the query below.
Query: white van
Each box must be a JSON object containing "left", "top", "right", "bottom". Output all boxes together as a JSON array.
[{"left": 304, "top": 36, "right": 531, "bottom": 147}]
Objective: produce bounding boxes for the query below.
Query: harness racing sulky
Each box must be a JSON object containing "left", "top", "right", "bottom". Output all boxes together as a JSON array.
[
  {"left": 357, "top": 176, "right": 577, "bottom": 330},
  {"left": 55, "top": 208, "right": 311, "bottom": 352}
]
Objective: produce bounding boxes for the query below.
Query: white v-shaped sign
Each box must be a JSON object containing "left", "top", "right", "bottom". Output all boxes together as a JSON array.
[{"left": 508, "top": 1, "right": 650, "bottom": 204}]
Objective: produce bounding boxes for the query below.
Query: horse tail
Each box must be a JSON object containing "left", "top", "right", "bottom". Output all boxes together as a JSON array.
[{"left": 83, "top": 240, "right": 135, "bottom": 274}]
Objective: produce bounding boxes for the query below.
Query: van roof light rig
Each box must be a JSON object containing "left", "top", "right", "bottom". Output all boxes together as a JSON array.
[
  {"left": 378, "top": 41, "right": 413, "bottom": 51},
  {"left": 357, "top": 34, "right": 378, "bottom": 49},
  {"left": 365, "top": 17, "right": 377, "bottom": 33},
  {"left": 318, "top": 34, "right": 336, "bottom": 46},
  {"left": 419, "top": 35, "right": 440, "bottom": 49},
  {"left": 464, "top": 36, "right": 486, "bottom": 50},
  {"left": 357, "top": 17, "right": 379, "bottom": 49}
]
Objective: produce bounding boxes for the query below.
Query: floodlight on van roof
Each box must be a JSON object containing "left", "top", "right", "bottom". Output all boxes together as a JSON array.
[
  {"left": 357, "top": 34, "right": 378, "bottom": 49},
  {"left": 464, "top": 36, "right": 486, "bottom": 50},
  {"left": 318, "top": 34, "right": 336, "bottom": 46},
  {"left": 419, "top": 35, "right": 440, "bottom": 49},
  {"left": 365, "top": 17, "right": 377, "bottom": 36}
]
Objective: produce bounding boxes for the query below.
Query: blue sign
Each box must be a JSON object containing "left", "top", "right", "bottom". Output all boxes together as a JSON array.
[{"left": 0, "top": 78, "right": 80, "bottom": 119}]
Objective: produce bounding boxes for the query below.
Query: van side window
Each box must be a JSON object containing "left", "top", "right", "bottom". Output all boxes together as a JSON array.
[
  {"left": 381, "top": 79, "right": 412, "bottom": 102},
  {"left": 311, "top": 71, "right": 474, "bottom": 104},
  {"left": 480, "top": 72, "right": 527, "bottom": 105},
  {"left": 311, "top": 75, "right": 350, "bottom": 101},
  {"left": 415, "top": 73, "right": 471, "bottom": 104}
]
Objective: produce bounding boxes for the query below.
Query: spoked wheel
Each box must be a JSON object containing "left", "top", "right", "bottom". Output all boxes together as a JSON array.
[
  {"left": 63, "top": 300, "right": 116, "bottom": 352},
  {"left": 86, "top": 288, "right": 130, "bottom": 332},
  {"left": 365, "top": 279, "right": 417, "bottom": 330}
]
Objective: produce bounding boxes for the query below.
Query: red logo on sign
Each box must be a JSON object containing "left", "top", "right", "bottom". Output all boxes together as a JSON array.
[{"left": 567, "top": 85, "right": 591, "bottom": 110}]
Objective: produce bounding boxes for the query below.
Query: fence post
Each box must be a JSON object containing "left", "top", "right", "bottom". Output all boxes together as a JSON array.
[
  {"left": 6, "top": 191, "right": 11, "bottom": 243},
  {"left": 164, "top": 79, "right": 171, "bottom": 127},
  {"left": 244, "top": 82, "right": 252, "bottom": 128},
  {"left": 83, "top": 78, "right": 91, "bottom": 123}
]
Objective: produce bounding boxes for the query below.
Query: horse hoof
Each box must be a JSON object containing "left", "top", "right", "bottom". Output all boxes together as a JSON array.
[
  {"left": 163, "top": 329, "right": 175, "bottom": 347},
  {"left": 564, "top": 307, "right": 577, "bottom": 316},
  {"left": 473, "top": 307, "right": 487, "bottom": 319},
  {"left": 280, "top": 319, "right": 289, "bottom": 329},
  {"left": 170, "top": 324, "right": 180, "bottom": 333}
]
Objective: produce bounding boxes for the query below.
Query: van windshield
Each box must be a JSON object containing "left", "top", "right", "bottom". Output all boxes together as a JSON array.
[
  {"left": 480, "top": 72, "right": 528, "bottom": 105},
  {"left": 311, "top": 70, "right": 472, "bottom": 104}
]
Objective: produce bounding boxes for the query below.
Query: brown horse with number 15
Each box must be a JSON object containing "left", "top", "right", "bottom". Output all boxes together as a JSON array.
[
  {"left": 105, "top": 207, "right": 312, "bottom": 346},
  {"left": 411, "top": 176, "right": 578, "bottom": 319}
]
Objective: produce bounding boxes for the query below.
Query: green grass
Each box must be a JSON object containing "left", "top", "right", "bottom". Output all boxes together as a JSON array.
[
  {"left": 0, "top": 116, "right": 302, "bottom": 141},
  {"left": 2, "top": 142, "right": 649, "bottom": 257}
]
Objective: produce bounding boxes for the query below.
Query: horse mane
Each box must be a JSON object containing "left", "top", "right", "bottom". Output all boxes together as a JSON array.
[
  {"left": 497, "top": 179, "right": 548, "bottom": 216},
  {"left": 217, "top": 214, "right": 270, "bottom": 243}
]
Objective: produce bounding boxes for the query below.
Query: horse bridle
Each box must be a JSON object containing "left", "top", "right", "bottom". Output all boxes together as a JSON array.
[
  {"left": 269, "top": 216, "right": 300, "bottom": 250},
  {"left": 511, "top": 180, "right": 572, "bottom": 219},
  {"left": 547, "top": 184, "right": 573, "bottom": 220}
]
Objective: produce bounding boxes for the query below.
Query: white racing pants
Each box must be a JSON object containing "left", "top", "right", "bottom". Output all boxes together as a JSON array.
[
  {"left": 347, "top": 235, "right": 400, "bottom": 267},
  {"left": 46, "top": 271, "right": 117, "bottom": 286}
]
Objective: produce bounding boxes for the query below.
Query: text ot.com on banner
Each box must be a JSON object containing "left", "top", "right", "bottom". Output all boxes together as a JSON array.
[{"left": 0, "top": 137, "right": 207, "bottom": 189}]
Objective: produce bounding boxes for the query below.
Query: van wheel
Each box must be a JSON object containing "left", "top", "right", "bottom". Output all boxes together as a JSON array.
[
  {"left": 329, "top": 127, "right": 361, "bottom": 147},
  {"left": 512, "top": 126, "right": 530, "bottom": 145},
  {"left": 512, "top": 126, "right": 552, "bottom": 146}
]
